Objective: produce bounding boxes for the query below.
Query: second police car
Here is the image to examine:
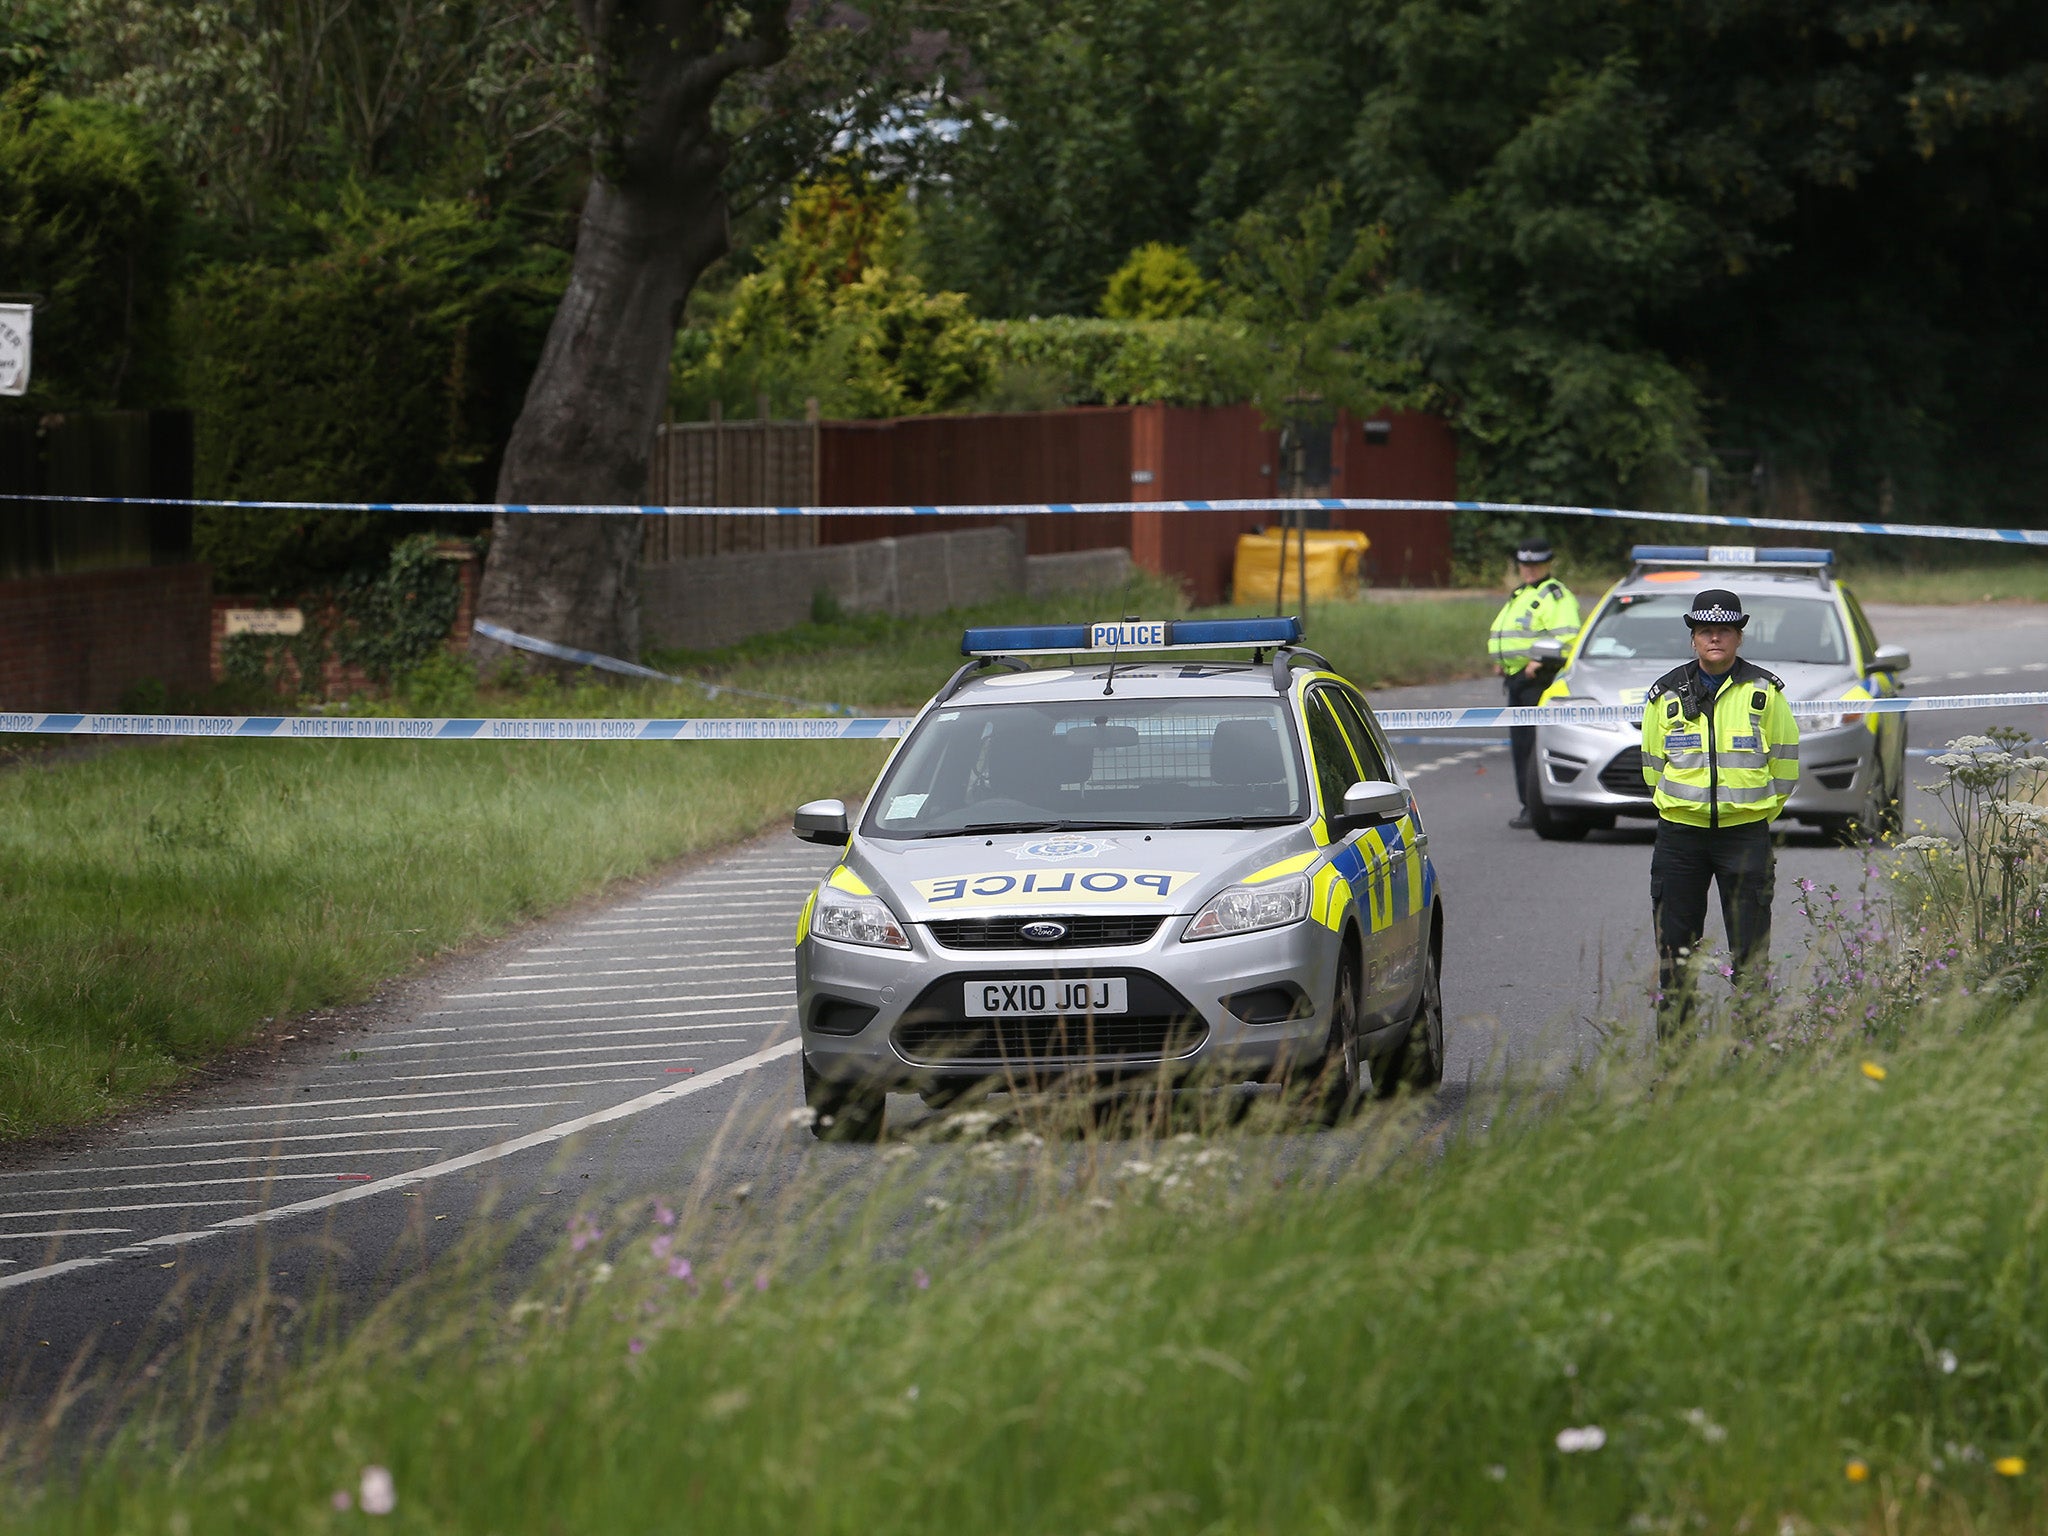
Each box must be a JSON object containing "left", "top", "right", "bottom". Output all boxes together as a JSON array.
[
  {"left": 790, "top": 619, "right": 1445, "bottom": 1139},
  {"left": 1526, "top": 546, "right": 1910, "bottom": 842}
]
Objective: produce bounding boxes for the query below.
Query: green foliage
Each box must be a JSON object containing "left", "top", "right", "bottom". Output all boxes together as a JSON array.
[
  {"left": 975, "top": 316, "right": 1261, "bottom": 408},
  {"left": 1099, "top": 242, "right": 1214, "bottom": 319},
  {"left": 0, "top": 86, "right": 181, "bottom": 413},
  {"left": 675, "top": 176, "right": 991, "bottom": 418},
  {"left": 222, "top": 536, "right": 468, "bottom": 693},
  {"left": 918, "top": 0, "right": 2048, "bottom": 522},
  {"left": 184, "top": 200, "right": 565, "bottom": 594},
  {"left": 57, "top": 0, "right": 595, "bottom": 227}
]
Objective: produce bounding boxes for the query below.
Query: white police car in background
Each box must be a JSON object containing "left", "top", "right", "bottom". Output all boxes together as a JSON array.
[
  {"left": 789, "top": 618, "right": 1446, "bottom": 1139},
  {"left": 1528, "top": 546, "right": 1909, "bottom": 842}
]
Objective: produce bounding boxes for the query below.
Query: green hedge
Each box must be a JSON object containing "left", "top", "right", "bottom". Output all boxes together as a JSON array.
[
  {"left": 0, "top": 87, "right": 181, "bottom": 414},
  {"left": 183, "top": 202, "right": 565, "bottom": 594}
]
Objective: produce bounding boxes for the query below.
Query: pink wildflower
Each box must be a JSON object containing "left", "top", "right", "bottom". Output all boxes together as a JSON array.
[
  {"left": 913, "top": 1267, "right": 931, "bottom": 1291},
  {"left": 654, "top": 1202, "right": 676, "bottom": 1227}
]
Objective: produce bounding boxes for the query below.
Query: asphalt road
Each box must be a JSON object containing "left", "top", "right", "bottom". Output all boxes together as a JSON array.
[{"left": 5, "top": 601, "right": 2045, "bottom": 1421}]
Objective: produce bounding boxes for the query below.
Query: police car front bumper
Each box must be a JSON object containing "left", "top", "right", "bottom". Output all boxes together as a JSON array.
[
  {"left": 798, "top": 912, "right": 1344, "bottom": 1092},
  {"left": 1533, "top": 721, "right": 1883, "bottom": 824}
]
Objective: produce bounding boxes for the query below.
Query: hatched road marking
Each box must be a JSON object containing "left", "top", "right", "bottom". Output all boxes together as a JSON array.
[{"left": 0, "top": 830, "right": 833, "bottom": 1294}]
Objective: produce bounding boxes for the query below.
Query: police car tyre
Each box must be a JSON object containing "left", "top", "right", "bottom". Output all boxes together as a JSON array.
[
  {"left": 1525, "top": 757, "right": 1591, "bottom": 842},
  {"left": 1309, "top": 953, "right": 1364, "bottom": 1126},
  {"left": 803, "top": 1055, "right": 887, "bottom": 1143},
  {"left": 1388, "top": 933, "right": 1445, "bottom": 1094}
]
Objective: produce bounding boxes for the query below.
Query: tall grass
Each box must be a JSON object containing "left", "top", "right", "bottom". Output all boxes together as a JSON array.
[
  {"left": 0, "top": 737, "right": 886, "bottom": 1141},
  {"left": 12, "top": 990, "right": 2046, "bottom": 1534}
]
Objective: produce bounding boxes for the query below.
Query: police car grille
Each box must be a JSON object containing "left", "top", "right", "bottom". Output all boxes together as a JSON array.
[
  {"left": 892, "top": 971, "right": 1206, "bottom": 1067},
  {"left": 1599, "top": 748, "right": 1654, "bottom": 798},
  {"left": 925, "top": 915, "right": 1166, "bottom": 950}
]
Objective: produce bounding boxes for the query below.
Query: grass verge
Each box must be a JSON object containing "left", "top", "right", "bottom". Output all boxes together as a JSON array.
[{"left": 13, "top": 992, "right": 2047, "bottom": 1533}]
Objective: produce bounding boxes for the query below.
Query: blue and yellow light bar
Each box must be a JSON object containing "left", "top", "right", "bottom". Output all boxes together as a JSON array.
[
  {"left": 961, "top": 617, "right": 1304, "bottom": 657},
  {"left": 1629, "top": 544, "right": 1833, "bottom": 568}
]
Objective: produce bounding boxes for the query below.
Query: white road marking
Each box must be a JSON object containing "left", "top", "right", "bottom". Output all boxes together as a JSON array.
[
  {"left": 0, "top": 1147, "right": 442, "bottom": 1179},
  {"left": 114, "top": 1123, "right": 520, "bottom": 1152},
  {"left": 452, "top": 987, "right": 770, "bottom": 1011},
  {"left": 190, "top": 1080, "right": 653, "bottom": 1116},
  {"left": 381, "top": 1004, "right": 790, "bottom": 1039},
  {"left": 130, "top": 1107, "right": 564, "bottom": 1136},
  {"left": 352, "top": 1021, "right": 780, "bottom": 1055},
  {"left": 357, "top": 1052, "right": 757, "bottom": 1085},
  {"left": 520, "top": 945, "right": 777, "bottom": 959},
  {"left": 0, "top": 1228, "right": 131, "bottom": 1241},
  {"left": 425, "top": 995, "right": 790, "bottom": 1017},
  {"left": 2, "top": 1199, "right": 260, "bottom": 1221},
  {"left": 10, "top": 1169, "right": 450, "bottom": 1198},
  {"left": 470, "top": 965, "right": 785, "bottom": 984},
  {"left": 0, "top": 1039, "right": 801, "bottom": 1293},
  {"left": 499, "top": 958, "right": 784, "bottom": 973}
]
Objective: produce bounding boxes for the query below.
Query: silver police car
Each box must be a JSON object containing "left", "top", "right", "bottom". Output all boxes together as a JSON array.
[
  {"left": 790, "top": 618, "right": 1446, "bottom": 1139},
  {"left": 1527, "top": 546, "right": 1909, "bottom": 841}
]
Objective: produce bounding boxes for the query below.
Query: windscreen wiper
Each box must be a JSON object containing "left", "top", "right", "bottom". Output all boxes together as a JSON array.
[
  {"left": 1160, "top": 815, "right": 1300, "bottom": 829},
  {"left": 916, "top": 819, "right": 1076, "bottom": 838}
]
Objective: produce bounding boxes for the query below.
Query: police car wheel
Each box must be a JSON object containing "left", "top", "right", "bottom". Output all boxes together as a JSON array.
[
  {"left": 1307, "top": 954, "right": 1364, "bottom": 1126},
  {"left": 1525, "top": 760, "right": 1591, "bottom": 842},
  {"left": 1387, "top": 936, "right": 1445, "bottom": 1094},
  {"left": 802, "top": 1055, "right": 887, "bottom": 1143}
]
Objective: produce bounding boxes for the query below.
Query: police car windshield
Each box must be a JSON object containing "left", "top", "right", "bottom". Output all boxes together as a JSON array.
[
  {"left": 1580, "top": 592, "right": 1849, "bottom": 665},
  {"left": 864, "top": 696, "right": 1308, "bottom": 838}
]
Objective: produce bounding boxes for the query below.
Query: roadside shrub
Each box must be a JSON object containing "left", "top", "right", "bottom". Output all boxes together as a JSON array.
[
  {"left": 184, "top": 200, "right": 565, "bottom": 594},
  {"left": 1099, "top": 242, "right": 1216, "bottom": 320},
  {"left": 0, "top": 85, "right": 181, "bottom": 414}
]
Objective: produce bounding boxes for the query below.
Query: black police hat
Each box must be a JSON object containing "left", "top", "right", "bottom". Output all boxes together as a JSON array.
[
  {"left": 1514, "top": 539, "right": 1554, "bottom": 564},
  {"left": 1685, "top": 589, "right": 1749, "bottom": 628}
]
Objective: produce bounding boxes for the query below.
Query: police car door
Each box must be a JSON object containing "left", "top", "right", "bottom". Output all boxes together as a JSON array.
[
  {"left": 1303, "top": 686, "right": 1406, "bottom": 1025},
  {"left": 1325, "top": 685, "right": 1429, "bottom": 1020}
]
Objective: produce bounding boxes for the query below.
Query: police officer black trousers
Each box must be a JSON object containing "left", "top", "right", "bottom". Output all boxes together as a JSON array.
[
  {"left": 1650, "top": 819, "right": 1774, "bottom": 1024},
  {"left": 1505, "top": 671, "right": 1548, "bottom": 809}
]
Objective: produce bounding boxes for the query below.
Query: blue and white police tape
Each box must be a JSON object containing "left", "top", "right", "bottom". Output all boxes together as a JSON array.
[
  {"left": 4, "top": 691, "right": 2045, "bottom": 740},
  {"left": 472, "top": 619, "right": 868, "bottom": 716},
  {"left": 0, "top": 712, "right": 909, "bottom": 740},
  {"left": 3, "top": 490, "right": 2045, "bottom": 548},
  {"left": 1374, "top": 692, "right": 2048, "bottom": 732}
]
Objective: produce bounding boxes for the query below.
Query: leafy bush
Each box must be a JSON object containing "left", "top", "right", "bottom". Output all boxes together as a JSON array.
[
  {"left": 0, "top": 85, "right": 180, "bottom": 414},
  {"left": 183, "top": 199, "right": 565, "bottom": 594},
  {"left": 1099, "top": 242, "right": 1215, "bottom": 319}
]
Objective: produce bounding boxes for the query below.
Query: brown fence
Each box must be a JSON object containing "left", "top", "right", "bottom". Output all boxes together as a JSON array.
[
  {"left": 642, "top": 403, "right": 1458, "bottom": 606},
  {"left": 641, "top": 414, "right": 819, "bottom": 562}
]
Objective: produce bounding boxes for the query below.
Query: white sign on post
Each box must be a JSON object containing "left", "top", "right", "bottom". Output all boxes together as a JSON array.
[{"left": 0, "top": 304, "right": 30, "bottom": 397}]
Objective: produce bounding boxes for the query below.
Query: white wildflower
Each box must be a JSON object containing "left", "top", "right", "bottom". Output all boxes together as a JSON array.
[
  {"left": 785, "top": 1106, "right": 818, "bottom": 1129},
  {"left": 1556, "top": 1425, "right": 1607, "bottom": 1453},
  {"left": 1937, "top": 1347, "right": 1958, "bottom": 1374},
  {"left": 358, "top": 1466, "right": 396, "bottom": 1517}
]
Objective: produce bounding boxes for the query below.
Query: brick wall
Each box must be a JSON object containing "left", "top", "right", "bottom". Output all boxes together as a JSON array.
[{"left": 0, "top": 564, "right": 212, "bottom": 711}]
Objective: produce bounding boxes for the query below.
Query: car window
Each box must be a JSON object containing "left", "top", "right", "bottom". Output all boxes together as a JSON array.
[
  {"left": 862, "top": 696, "right": 1308, "bottom": 836},
  {"left": 1322, "top": 687, "right": 1391, "bottom": 781},
  {"left": 1839, "top": 587, "right": 1879, "bottom": 669},
  {"left": 1578, "top": 591, "right": 1849, "bottom": 665},
  {"left": 1304, "top": 693, "right": 1361, "bottom": 815}
]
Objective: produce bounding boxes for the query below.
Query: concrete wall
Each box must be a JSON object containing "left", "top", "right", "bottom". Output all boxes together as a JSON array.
[
  {"left": 641, "top": 528, "right": 1134, "bottom": 651},
  {"left": 0, "top": 563, "right": 212, "bottom": 710}
]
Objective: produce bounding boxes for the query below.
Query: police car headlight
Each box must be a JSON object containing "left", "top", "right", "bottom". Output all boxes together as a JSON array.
[
  {"left": 810, "top": 887, "right": 910, "bottom": 950},
  {"left": 1181, "top": 874, "right": 1311, "bottom": 942}
]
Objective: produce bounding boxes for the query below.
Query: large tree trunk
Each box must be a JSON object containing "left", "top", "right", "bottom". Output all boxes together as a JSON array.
[{"left": 474, "top": 2, "right": 789, "bottom": 669}]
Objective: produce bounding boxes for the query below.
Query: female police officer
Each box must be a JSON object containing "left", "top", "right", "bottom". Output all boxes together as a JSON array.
[{"left": 1640, "top": 589, "right": 1800, "bottom": 1029}]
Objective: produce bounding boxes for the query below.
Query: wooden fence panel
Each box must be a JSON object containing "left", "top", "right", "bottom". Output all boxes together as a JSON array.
[{"left": 642, "top": 418, "right": 819, "bottom": 562}]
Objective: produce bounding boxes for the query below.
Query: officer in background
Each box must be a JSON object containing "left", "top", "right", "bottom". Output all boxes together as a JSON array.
[
  {"left": 1640, "top": 589, "right": 1800, "bottom": 1030},
  {"left": 1487, "top": 538, "right": 1581, "bottom": 829}
]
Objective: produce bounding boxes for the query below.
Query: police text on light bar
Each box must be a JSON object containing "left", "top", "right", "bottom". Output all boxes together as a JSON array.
[
  {"left": 1628, "top": 545, "right": 1833, "bottom": 568},
  {"left": 960, "top": 616, "right": 1303, "bottom": 657}
]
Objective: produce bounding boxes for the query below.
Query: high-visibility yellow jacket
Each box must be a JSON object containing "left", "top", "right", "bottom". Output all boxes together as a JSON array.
[
  {"left": 1487, "top": 579, "right": 1581, "bottom": 675},
  {"left": 1640, "top": 659, "right": 1800, "bottom": 828}
]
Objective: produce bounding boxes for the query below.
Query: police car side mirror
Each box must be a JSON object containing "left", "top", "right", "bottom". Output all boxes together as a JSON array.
[
  {"left": 794, "top": 799, "right": 849, "bottom": 845},
  {"left": 1529, "top": 638, "right": 1565, "bottom": 663},
  {"left": 1337, "top": 780, "right": 1406, "bottom": 831},
  {"left": 1870, "top": 643, "right": 1910, "bottom": 674}
]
